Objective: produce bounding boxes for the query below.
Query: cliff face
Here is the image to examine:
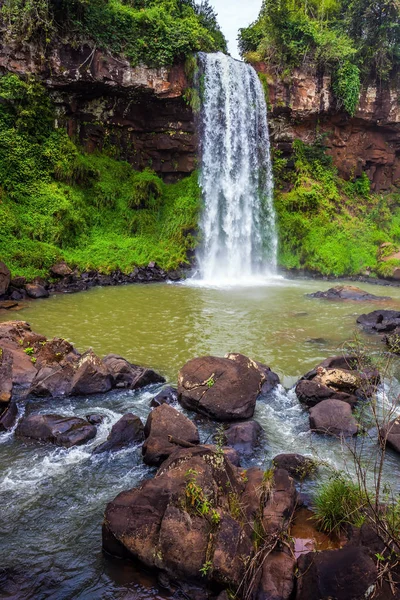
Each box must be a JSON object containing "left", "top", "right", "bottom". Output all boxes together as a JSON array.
[
  {"left": 256, "top": 64, "right": 400, "bottom": 191},
  {"left": 0, "top": 42, "right": 197, "bottom": 180}
]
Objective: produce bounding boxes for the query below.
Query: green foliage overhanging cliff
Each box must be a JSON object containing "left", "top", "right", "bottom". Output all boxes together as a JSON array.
[
  {"left": 0, "top": 74, "right": 202, "bottom": 279},
  {"left": 1, "top": 0, "right": 226, "bottom": 66},
  {"left": 239, "top": 0, "right": 400, "bottom": 116}
]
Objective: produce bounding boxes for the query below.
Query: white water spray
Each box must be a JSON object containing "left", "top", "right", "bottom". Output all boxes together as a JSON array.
[{"left": 195, "top": 52, "right": 277, "bottom": 285}]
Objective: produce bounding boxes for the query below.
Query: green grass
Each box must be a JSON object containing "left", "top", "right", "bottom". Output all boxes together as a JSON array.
[
  {"left": 0, "top": 73, "right": 201, "bottom": 280},
  {"left": 314, "top": 474, "right": 366, "bottom": 534},
  {"left": 274, "top": 140, "right": 400, "bottom": 277}
]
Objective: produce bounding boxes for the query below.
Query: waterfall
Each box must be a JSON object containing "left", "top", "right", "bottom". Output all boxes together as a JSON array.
[{"left": 195, "top": 52, "right": 277, "bottom": 285}]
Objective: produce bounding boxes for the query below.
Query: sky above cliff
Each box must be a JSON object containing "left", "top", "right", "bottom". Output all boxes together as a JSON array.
[{"left": 211, "top": 0, "right": 261, "bottom": 60}]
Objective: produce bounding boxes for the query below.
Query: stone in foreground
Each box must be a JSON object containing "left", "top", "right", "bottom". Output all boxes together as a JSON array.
[
  {"left": 296, "top": 546, "right": 376, "bottom": 600},
  {"left": 16, "top": 414, "right": 97, "bottom": 447},
  {"left": 93, "top": 413, "right": 144, "bottom": 454},
  {"left": 308, "top": 285, "right": 390, "bottom": 301},
  {"left": 309, "top": 399, "right": 358, "bottom": 436},
  {"left": 178, "top": 353, "right": 277, "bottom": 421}
]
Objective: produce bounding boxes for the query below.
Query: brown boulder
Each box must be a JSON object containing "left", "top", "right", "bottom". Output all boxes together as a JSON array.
[
  {"left": 70, "top": 350, "right": 113, "bottom": 395},
  {"left": 255, "top": 551, "right": 295, "bottom": 600},
  {"left": 178, "top": 353, "right": 267, "bottom": 421},
  {"left": 50, "top": 262, "right": 72, "bottom": 277},
  {"left": 381, "top": 418, "right": 400, "bottom": 454},
  {"left": 262, "top": 469, "right": 297, "bottom": 536},
  {"left": 93, "top": 413, "right": 144, "bottom": 454},
  {"left": 295, "top": 379, "right": 358, "bottom": 408},
  {"left": 142, "top": 403, "right": 199, "bottom": 466},
  {"left": 15, "top": 414, "right": 97, "bottom": 447},
  {"left": 223, "top": 420, "right": 262, "bottom": 456},
  {"left": 309, "top": 399, "right": 358, "bottom": 436},
  {"left": 25, "top": 283, "right": 49, "bottom": 299},
  {"left": 296, "top": 546, "right": 377, "bottom": 600},
  {"left": 0, "top": 347, "right": 13, "bottom": 403},
  {"left": 0, "top": 262, "right": 11, "bottom": 296},
  {"left": 102, "top": 354, "right": 165, "bottom": 389},
  {"left": 150, "top": 386, "right": 178, "bottom": 407},
  {"left": 308, "top": 285, "right": 390, "bottom": 301},
  {"left": 0, "top": 400, "right": 18, "bottom": 432}
]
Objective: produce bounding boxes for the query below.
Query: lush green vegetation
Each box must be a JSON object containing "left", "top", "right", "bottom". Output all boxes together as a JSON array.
[
  {"left": 239, "top": 0, "right": 400, "bottom": 115},
  {"left": 314, "top": 474, "right": 366, "bottom": 534},
  {"left": 274, "top": 137, "right": 400, "bottom": 277},
  {"left": 1, "top": 0, "right": 226, "bottom": 67},
  {"left": 0, "top": 73, "right": 201, "bottom": 280}
]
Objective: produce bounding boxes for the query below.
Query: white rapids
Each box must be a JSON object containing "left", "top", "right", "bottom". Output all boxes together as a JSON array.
[{"left": 195, "top": 52, "right": 277, "bottom": 285}]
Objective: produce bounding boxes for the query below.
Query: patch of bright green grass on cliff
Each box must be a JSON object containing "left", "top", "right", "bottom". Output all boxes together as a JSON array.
[{"left": 274, "top": 142, "right": 400, "bottom": 277}]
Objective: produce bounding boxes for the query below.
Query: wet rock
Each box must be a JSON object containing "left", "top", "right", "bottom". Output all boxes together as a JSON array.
[
  {"left": 86, "top": 413, "right": 105, "bottom": 425},
  {"left": 10, "top": 276, "right": 26, "bottom": 289},
  {"left": 223, "top": 420, "right": 262, "bottom": 456},
  {"left": 70, "top": 350, "right": 113, "bottom": 395},
  {"left": 381, "top": 417, "right": 400, "bottom": 454},
  {"left": 93, "top": 413, "right": 144, "bottom": 454},
  {"left": 142, "top": 403, "right": 199, "bottom": 466},
  {"left": 50, "top": 262, "right": 72, "bottom": 277},
  {"left": 308, "top": 285, "right": 390, "bottom": 301},
  {"left": 256, "top": 360, "right": 281, "bottom": 395},
  {"left": 178, "top": 353, "right": 269, "bottom": 421},
  {"left": 262, "top": 469, "right": 297, "bottom": 536},
  {"left": 0, "top": 399, "right": 18, "bottom": 432},
  {"left": 25, "top": 283, "right": 49, "bottom": 299},
  {"left": 103, "top": 354, "right": 165, "bottom": 390},
  {"left": 0, "top": 261, "right": 11, "bottom": 296},
  {"left": 103, "top": 446, "right": 252, "bottom": 589},
  {"left": 296, "top": 546, "right": 377, "bottom": 600},
  {"left": 150, "top": 386, "right": 178, "bottom": 407},
  {"left": 255, "top": 551, "right": 295, "bottom": 600},
  {"left": 16, "top": 414, "right": 97, "bottom": 447},
  {"left": 309, "top": 399, "right": 358, "bottom": 436},
  {"left": 0, "top": 347, "right": 13, "bottom": 403},
  {"left": 295, "top": 379, "right": 358, "bottom": 408},
  {"left": 30, "top": 363, "right": 75, "bottom": 398},
  {"left": 272, "top": 453, "right": 316, "bottom": 479},
  {"left": 357, "top": 309, "right": 400, "bottom": 333},
  {"left": 0, "top": 300, "right": 19, "bottom": 310}
]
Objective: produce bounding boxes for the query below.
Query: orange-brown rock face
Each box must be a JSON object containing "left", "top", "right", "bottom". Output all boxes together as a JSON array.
[
  {"left": 255, "top": 63, "right": 400, "bottom": 191},
  {"left": 0, "top": 42, "right": 197, "bottom": 180}
]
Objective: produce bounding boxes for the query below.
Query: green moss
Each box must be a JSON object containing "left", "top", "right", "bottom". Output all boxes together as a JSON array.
[
  {"left": 0, "top": 73, "right": 201, "bottom": 279},
  {"left": 275, "top": 138, "right": 400, "bottom": 277}
]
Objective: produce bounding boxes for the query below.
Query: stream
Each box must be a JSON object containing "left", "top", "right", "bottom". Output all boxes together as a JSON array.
[{"left": 1, "top": 277, "right": 400, "bottom": 599}]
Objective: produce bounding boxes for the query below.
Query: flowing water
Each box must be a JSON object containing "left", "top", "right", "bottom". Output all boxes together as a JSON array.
[
  {"left": 2, "top": 279, "right": 400, "bottom": 598},
  {"left": 196, "top": 53, "right": 276, "bottom": 283}
]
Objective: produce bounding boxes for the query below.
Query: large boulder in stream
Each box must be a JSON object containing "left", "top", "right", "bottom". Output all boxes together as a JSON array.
[
  {"left": 223, "top": 420, "right": 262, "bottom": 456},
  {"left": 178, "top": 353, "right": 278, "bottom": 421},
  {"left": 357, "top": 309, "right": 400, "bottom": 333},
  {"left": 15, "top": 414, "right": 97, "bottom": 447},
  {"left": 308, "top": 285, "right": 390, "bottom": 301},
  {"left": 273, "top": 453, "right": 316, "bottom": 479},
  {"left": 142, "top": 403, "right": 199, "bottom": 466},
  {"left": 380, "top": 417, "right": 400, "bottom": 454},
  {"left": 103, "top": 446, "right": 297, "bottom": 594},
  {"left": 93, "top": 413, "right": 144, "bottom": 454},
  {"left": 103, "top": 354, "right": 165, "bottom": 389},
  {"left": 309, "top": 399, "right": 358, "bottom": 436},
  {"left": 295, "top": 355, "right": 380, "bottom": 408}
]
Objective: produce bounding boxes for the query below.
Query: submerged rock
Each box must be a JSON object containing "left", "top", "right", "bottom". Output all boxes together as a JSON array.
[
  {"left": 357, "top": 309, "right": 400, "bottom": 333},
  {"left": 142, "top": 403, "right": 199, "bottom": 466},
  {"left": 296, "top": 546, "right": 377, "bottom": 600},
  {"left": 178, "top": 353, "right": 276, "bottom": 421},
  {"left": 15, "top": 414, "right": 96, "bottom": 447},
  {"left": 309, "top": 399, "right": 358, "bottom": 436},
  {"left": 150, "top": 386, "right": 178, "bottom": 407},
  {"left": 93, "top": 413, "right": 144, "bottom": 454},
  {"left": 223, "top": 420, "right": 262, "bottom": 456},
  {"left": 308, "top": 285, "right": 390, "bottom": 301}
]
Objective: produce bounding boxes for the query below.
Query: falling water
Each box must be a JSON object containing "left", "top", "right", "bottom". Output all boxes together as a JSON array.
[{"left": 196, "top": 52, "right": 277, "bottom": 284}]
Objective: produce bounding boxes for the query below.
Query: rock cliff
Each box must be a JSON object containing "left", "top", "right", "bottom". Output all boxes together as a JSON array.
[
  {"left": 256, "top": 64, "right": 400, "bottom": 191},
  {"left": 0, "top": 41, "right": 196, "bottom": 180}
]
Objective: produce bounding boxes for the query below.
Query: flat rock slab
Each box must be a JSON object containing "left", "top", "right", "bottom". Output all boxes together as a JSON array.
[
  {"left": 16, "top": 414, "right": 97, "bottom": 447},
  {"left": 309, "top": 399, "right": 358, "bottom": 436},
  {"left": 178, "top": 353, "right": 273, "bottom": 421},
  {"left": 308, "top": 285, "right": 390, "bottom": 301}
]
